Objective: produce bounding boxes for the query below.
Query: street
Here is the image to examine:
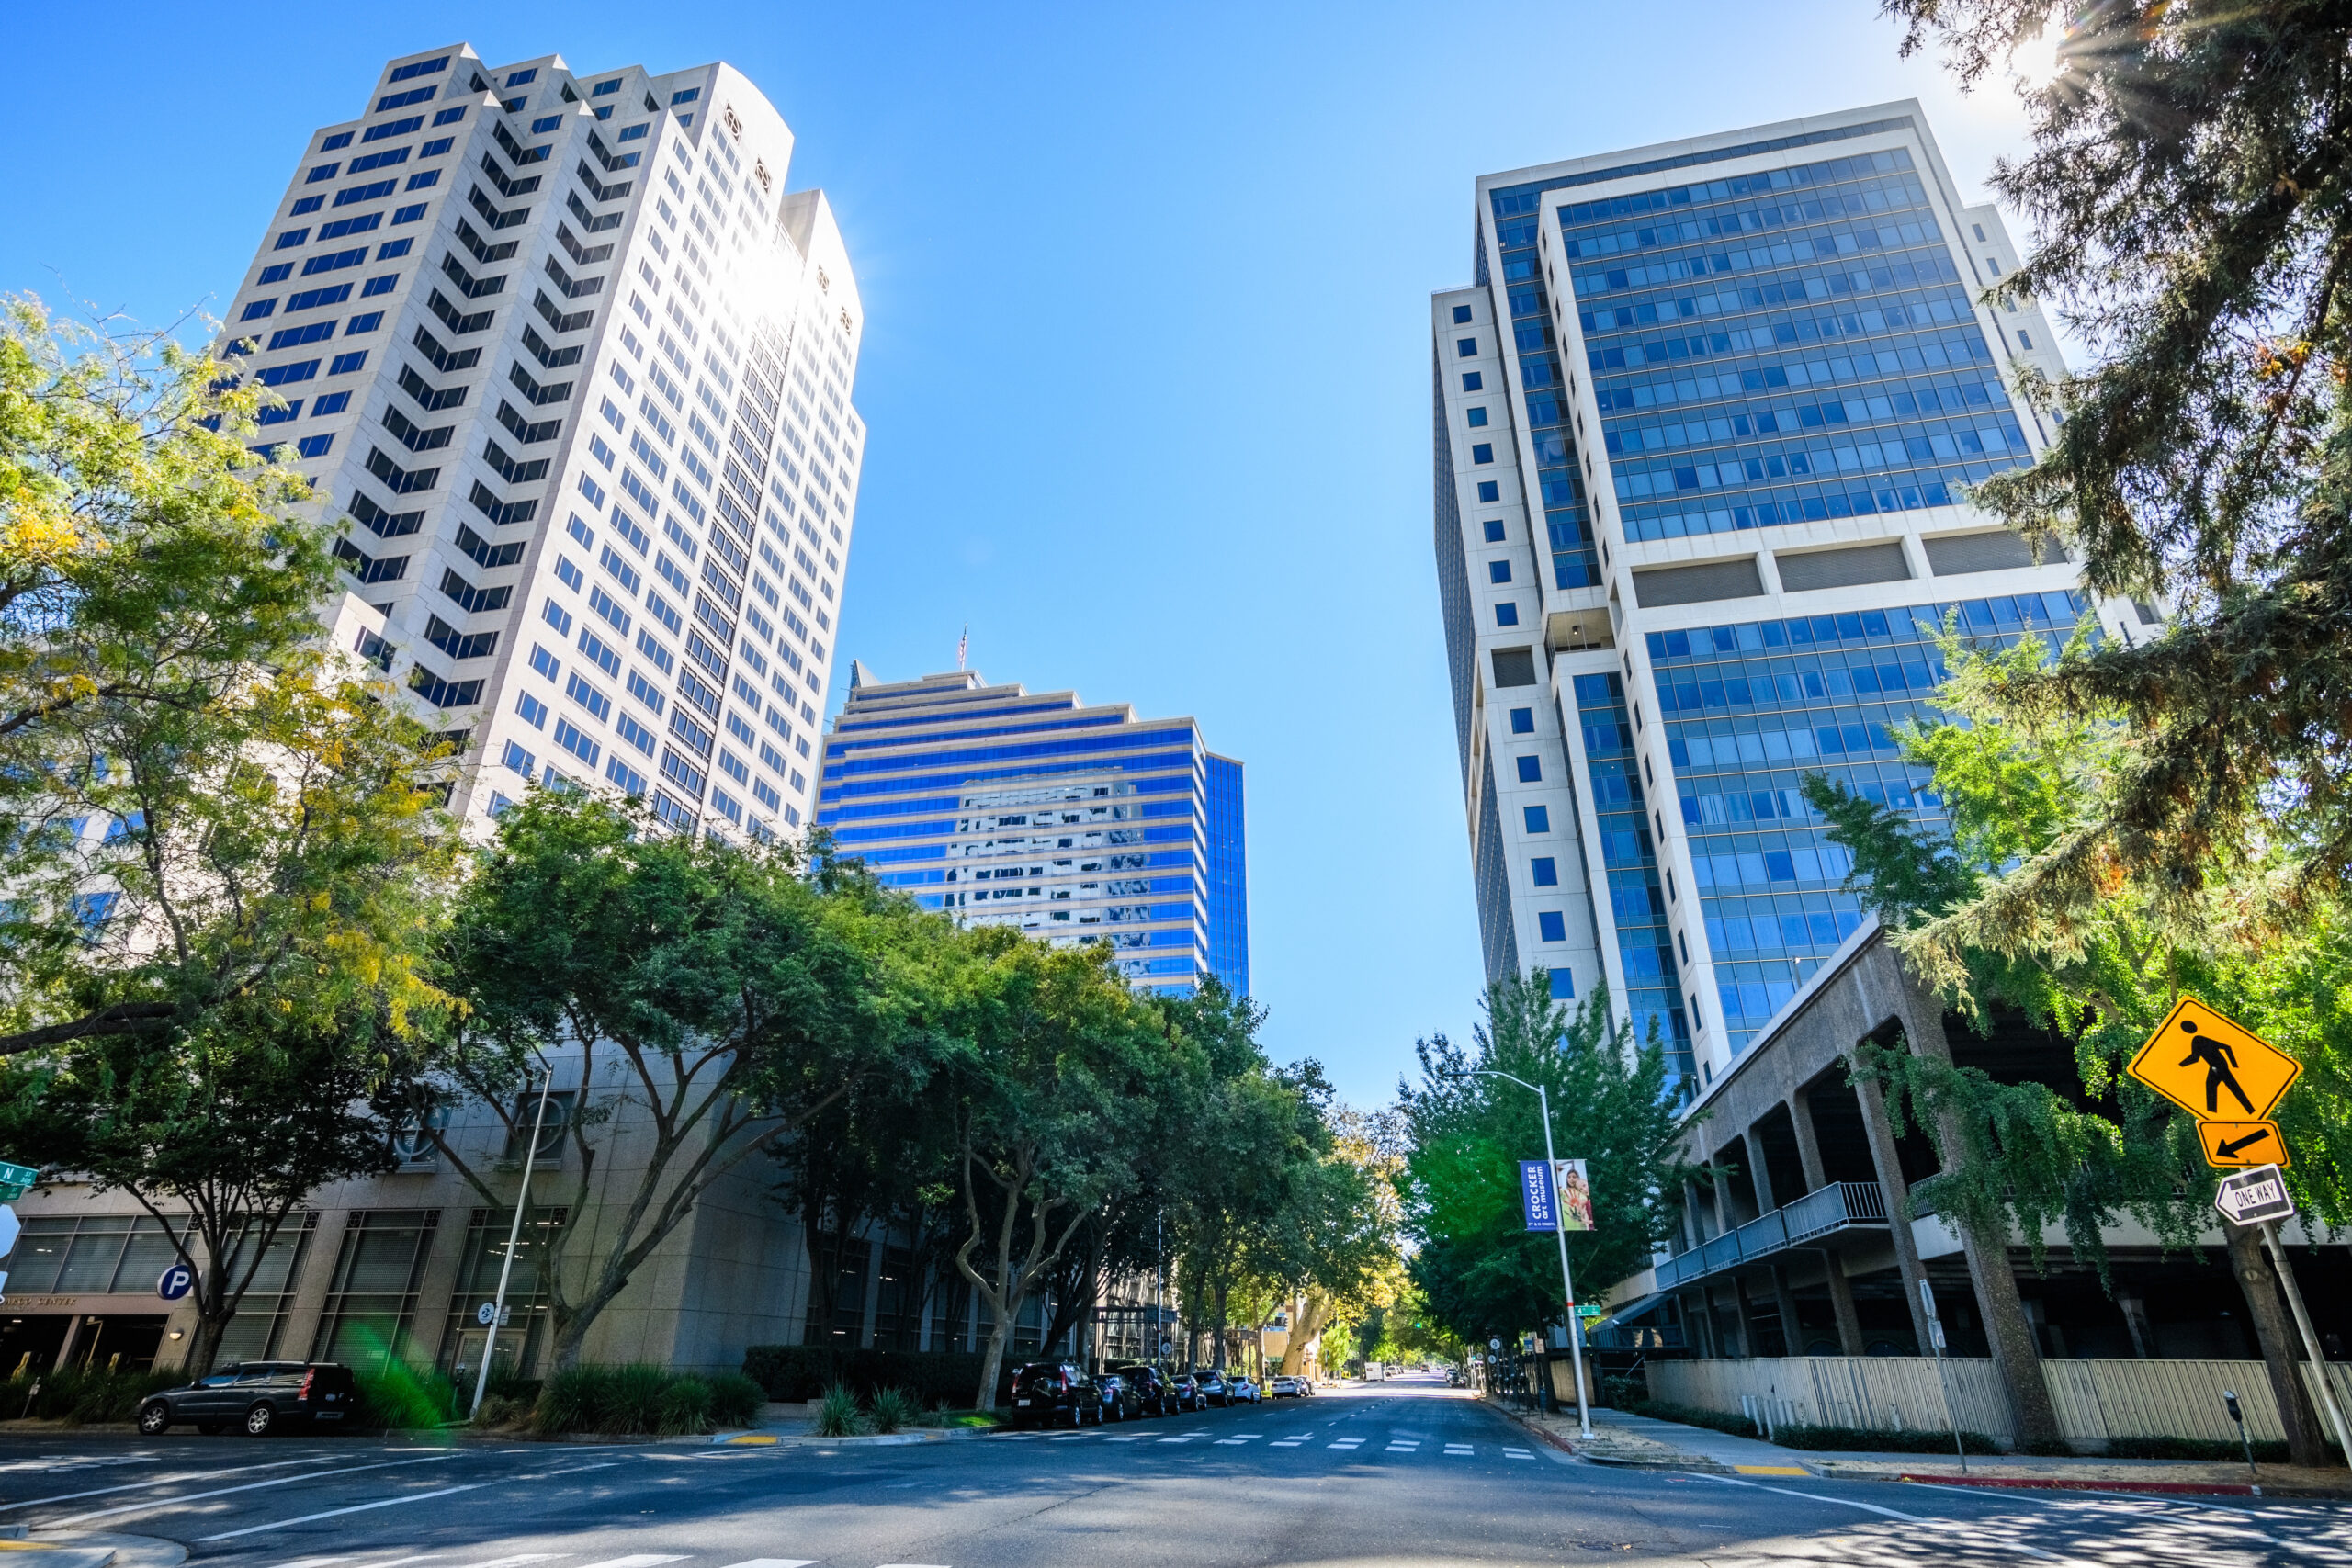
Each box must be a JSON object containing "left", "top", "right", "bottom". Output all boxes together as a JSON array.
[{"left": 0, "top": 1373, "right": 2345, "bottom": 1565}]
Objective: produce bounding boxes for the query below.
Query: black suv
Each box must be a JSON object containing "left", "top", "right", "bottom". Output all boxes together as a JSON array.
[
  {"left": 1109, "top": 1362, "right": 1174, "bottom": 1416},
  {"left": 1008, "top": 1361, "right": 1102, "bottom": 1428},
  {"left": 137, "top": 1361, "right": 356, "bottom": 1437}
]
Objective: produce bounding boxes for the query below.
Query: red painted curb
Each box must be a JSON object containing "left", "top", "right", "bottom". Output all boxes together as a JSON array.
[{"left": 1896, "top": 1473, "right": 2254, "bottom": 1495}]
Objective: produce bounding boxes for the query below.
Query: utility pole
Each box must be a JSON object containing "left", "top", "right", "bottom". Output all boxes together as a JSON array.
[
  {"left": 1451, "top": 1069, "right": 1592, "bottom": 1439},
  {"left": 471, "top": 1067, "right": 554, "bottom": 1418}
]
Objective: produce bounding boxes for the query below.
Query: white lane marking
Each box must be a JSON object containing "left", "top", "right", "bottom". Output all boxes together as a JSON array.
[
  {"left": 196, "top": 1483, "right": 492, "bottom": 1542},
  {"left": 51, "top": 1453, "right": 463, "bottom": 1528},
  {"left": 576, "top": 1559, "right": 689, "bottom": 1568},
  {"left": 1687, "top": 1473, "right": 1922, "bottom": 1522},
  {"left": 1270, "top": 1439, "right": 1306, "bottom": 1448},
  {"left": 1048, "top": 1434, "right": 1090, "bottom": 1442},
  {"left": 1445, "top": 1445, "right": 1474, "bottom": 1454},
  {"left": 1156, "top": 1437, "right": 1193, "bottom": 1444},
  {"left": 717, "top": 1561, "right": 818, "bottom": 1568},
  {"left": 529, "top": 1463, "right": 619, "bottom": 1478},
  {"left": 447, "top": 1557, "right": 563, "bottom": 1568},
  {"left": 0, "top": 1455, "right": 343, "bottom": 1513},
  {"left": 268, "top": 1558, "right": 349, "bottom": 1568},
  {"left": 1107, "top": 1435, "right": 1147, "bottom": 1443}
]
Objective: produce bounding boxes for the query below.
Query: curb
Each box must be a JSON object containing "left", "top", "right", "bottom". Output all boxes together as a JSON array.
[
  {"left": 711, "top": 1425, "right": 995, "bottom": 1448},
  {"left": 1882, "top": 1471, "right": 2352, "bottom": 1499},
  {"left": 1483, "top": 1399, "right": 1733, "bottom": 1472}
]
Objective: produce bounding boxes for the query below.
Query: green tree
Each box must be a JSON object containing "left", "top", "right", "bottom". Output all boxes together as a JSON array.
[
  {"left": 0, "top": 297, "right": 366, "bottom": 1057},
  {"left": 1396, "top": 973, "right": 1686, "bottom": 1350},
  {"left": 948, "top": 935, "right": 1179, "bottom": 1408},
  {"left": 424, "top": 793, "right": 943, "bottom": 1370},
  {"left": 1871, "top": 0, "right": 2352, "bottom": 924},
  {"left": 1805, "top": 631, "right": 2346, "bottom": 1463}
]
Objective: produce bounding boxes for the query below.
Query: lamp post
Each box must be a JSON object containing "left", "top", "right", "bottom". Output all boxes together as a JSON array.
[
  {"left": 1450, "top": 1068, "right": 1591, "bottom": 1439},
  {"left": 470, "top": 1066, "right": 554, "bottom": 1418}
]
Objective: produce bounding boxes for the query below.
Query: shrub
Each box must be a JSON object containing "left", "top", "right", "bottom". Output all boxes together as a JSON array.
[
  {"left": 536, "top": 1363, "right": 616, "bottom": 1435},
  {"left": 605, "top": 1364, "right": 669, "bottom": 1435},
  {"left": 816, "top": 1381, "right": 863, "bottom": 1437},
  {"left": 1770, "top": 1423, "right": 2005, "bottom": 1455},
  {"left": 707, "top": 1371, "right": 765, "bottom": 1428},
  {"left": 471, "top": 1393, "right": 533, "bottom": 1428},
  {"left": 4, "top": 1367, "right": 181, "bottom": 1425},
  {"left": 353, "top": 1363, "right": 459, "bottom": 1430},
  {"left": 742, "top": 1346, "right": 989, "bottom": 1407},
  {"left": 657, "top": 1375, "right": 715, "bottom": 1436},
  {"left": 867, "top": 1386, "right": 917, "bottom": 1434}
]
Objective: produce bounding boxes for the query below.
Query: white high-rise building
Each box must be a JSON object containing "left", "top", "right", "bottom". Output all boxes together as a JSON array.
[
  {"left": 221, "top": 43, "right": 864, "bottom": 839},
  {"left": 1432, "top": 104, "right": 2149, "bottom": 1092}
]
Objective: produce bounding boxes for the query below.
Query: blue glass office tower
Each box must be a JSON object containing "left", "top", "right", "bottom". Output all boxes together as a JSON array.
[
  {"left": 816, "top": 667, "right": 1249, "bottom": 998},
  {"left": 1432, "top": 104, "right": 2147, "bottom": 1093}
]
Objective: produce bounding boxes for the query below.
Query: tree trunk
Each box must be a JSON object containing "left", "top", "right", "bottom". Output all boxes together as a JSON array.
[
  {"left": 1212, "top": 1279, "right": 1229, "bottom": 1370},
  {"left": 975, "top": 1305, "right": 1015, "bottom": 1416},
  {"left": 2224, "top": 1221, "right": 2330, "bottom": 1469},
  {"left": 1282, "top": 1294, "right": 1331, "bottom": 1376},
  {"left": 187, "top": 1312, "right": 229, "bottom": 1380}
]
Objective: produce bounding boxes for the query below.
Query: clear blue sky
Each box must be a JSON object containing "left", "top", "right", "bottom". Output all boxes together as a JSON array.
[{"left": 0, "top": 1, "right": 2041, "bottom": 1106}]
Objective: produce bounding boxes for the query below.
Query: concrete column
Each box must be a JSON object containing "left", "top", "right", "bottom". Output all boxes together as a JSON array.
[
  {"left": 1790, "top": 1088, "right": 1830, "bottom": 1192},
  {"left": 1821, "top": 1252, "right": 1866, "bottom": 1357},
  {"left": 285, "top": 1208, "right": 351, "bottom": 1362},
  {"left": 1746, "top": 1123, "right": 1780, "bottom": 1213},
  {"left": 1846, "top": 1061, "right": 1938, "bottom": 1352},
  {"left": 1769, "top": 1262, "right": 1804, "bottom": 1357},
  {"left": 1890, "top": 998, "right": 2064, "bottom": 1451},
  {"left": 2117, "top": 1292, "right": 2154, "bottom": 1359}
]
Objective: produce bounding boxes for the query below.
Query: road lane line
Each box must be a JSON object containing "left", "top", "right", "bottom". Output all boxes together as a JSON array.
[
  {"left": 575, "top": 1558, "right": 687, "bottom": 1568},
  {"left": 1107, "top": 1435, "right": 1147, "bottom": 1443},
  {"left": 196, "top": 1483, "right": 492, "bottom": 1541},
  {"left": 717, "top": 1561, "right": 818, "bottom": 1568},
  {"left": 50, "top": 1454, "right": 463, "bottom": 1528},
  {"left": 0, "top": 1455, "right": 343, "bottom": 1513}
]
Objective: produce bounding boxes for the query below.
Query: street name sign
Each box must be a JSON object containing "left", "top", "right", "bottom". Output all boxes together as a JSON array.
[
  {"left": 2128, "top": 998, "right": 2301, "bottom": 1122},
  {"left": 2198, "top": 1120, "right": 2290, "bottom": 1169},
  {"left": 2213, "top": 1164, "right": 2296, "bottom": 1227}
]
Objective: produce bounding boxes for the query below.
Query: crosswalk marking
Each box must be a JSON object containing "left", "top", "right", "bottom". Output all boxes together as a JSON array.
[
  {"left": 1157, "top": 1437, "right": 1192, "bottom": 1443},
  {"left": 717, "top": 1561, "right": 819, "bottom": 1568},
  {"left": 576, "top": 1558, "right": 688, "bottom": 1568},
  {"left": 1503, "top": 1448, "right": 1535, "bottom": 1461},
  {"left": 1108, "top": 1435, "right": 1147, "bottom": 1442},
  {"left": 1445, "top": 1445, "right": 1474, "bottom": 1454}
]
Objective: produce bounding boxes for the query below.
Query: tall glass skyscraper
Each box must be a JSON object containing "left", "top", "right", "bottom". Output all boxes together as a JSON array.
[
  {"left": 816, "top": 668, "right": 1249, "bottom": 998},
  {"left": 1432, "top": 104, "right": 2149, "bottom": 1092}
]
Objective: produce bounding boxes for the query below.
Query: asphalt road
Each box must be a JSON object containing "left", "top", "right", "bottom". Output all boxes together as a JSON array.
[{"left": 0, "top": 1371, "right": 2346, "bottom": 1565}]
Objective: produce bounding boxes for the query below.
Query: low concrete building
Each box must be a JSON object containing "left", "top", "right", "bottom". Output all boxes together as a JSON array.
[{"left": 1596, "top": 921, "right": 2351, "bottom": 1375}]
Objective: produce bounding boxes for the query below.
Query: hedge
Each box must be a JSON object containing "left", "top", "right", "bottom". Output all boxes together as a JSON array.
[{"left": 742, "top": 1346, "right": 998, "bottom": 1407}]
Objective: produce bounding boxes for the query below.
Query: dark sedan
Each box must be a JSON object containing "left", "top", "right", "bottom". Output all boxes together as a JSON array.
[
  {"left": 137, "top": 1361, "right": 356, "bottom": 1437},
  {"left": 1008, "top": 1361, "right": 1102, "bottom": 1428},
  {"left": 1108, "top": 1362, "right": 1175, "bottom": 1416}
]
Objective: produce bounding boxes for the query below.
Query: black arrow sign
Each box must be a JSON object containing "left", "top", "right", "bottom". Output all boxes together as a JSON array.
[{"left": 2217, "top": 1128, "right": 2273, "bottom": 1158}]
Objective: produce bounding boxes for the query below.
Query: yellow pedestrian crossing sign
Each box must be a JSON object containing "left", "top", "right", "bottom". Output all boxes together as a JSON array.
[{"left": 2127, "top": 997, "right": 2301, "bottom": 1124}]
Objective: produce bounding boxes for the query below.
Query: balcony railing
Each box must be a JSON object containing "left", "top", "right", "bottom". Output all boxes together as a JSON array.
[{"left": 1650, "top": 1181, "right": 1889, "bottom": 1291}]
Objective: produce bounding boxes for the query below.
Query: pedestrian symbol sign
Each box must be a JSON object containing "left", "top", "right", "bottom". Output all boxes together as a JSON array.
[
  {"left": 2198, "top": 1120, "right": 2290, "bottom": 1169},
  {"left": 2127, "top": 997, "right": 2301, "bottom": 1123}
]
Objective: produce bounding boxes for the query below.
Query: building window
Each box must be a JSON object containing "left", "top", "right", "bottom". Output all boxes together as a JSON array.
[
  {"left": 1515, "top": 755, "right": 1542, "bottom": 784},
  {"left": 311, "top": 1209, "right": 440, "bottom": 1371},
  {"left": 1470, "top": 443, "right": 1494, "bottom": 465},
  {"left": 1678, "top": 930, "right": 1690, "bottom": 964},
  {"left": 437, "top": 1206, "right": 566, "bottom": 1382},
  {"left": 1984, "top": 257, "right": 2001, "bottom": 276},
  {"left": 2018, "top": 330, "right": 2034, "bottom": 350},
  {"left": 1455, "top": 337, "right": 1477, "bottom": 357},
  {"left": 1452, "top": 304, "right": 1472, "bottom": 323},
  {"left": 1476, "top": 481, "right": 1500, "bottom": 502},
  {"left": 1462, "top": 372, "right": 1482, "bottom": 392},
  {"left": 1509, "top": 706, "right": 1533, "bottom": 734},
  {"left": 1549, "top": 967, "right": 1576, "bottom": 1000},
  {"left": 1466, "top": 407, "right": 1488, "bottom": 427},
  {"left": 211, "top": 1213, "right": 321, "bottom": 1364},
  {"left": 1972, "top": 223, "right": 1987, "bottom": 242},
  {"left": 1530, "top": 857, "right": 1558, "bottom": 886},
  {"left": 1483, "top": 520, "right": 1506, "bottom": 542},
  {"left": 9, "top": 1213, "right": 192, "bottom": 1298},
  {"left": 1487, "top": 560, "right": 1513, "bottom": 585},
  {"left": 1495, "top": 603, "right": 1520, "bottom": 626},
  {"left": 1538, "top": 911, "right": 1567, "bottom": 943},
  {"left": 1523, "top": 805, "right": 1549, "bottom": 833}
]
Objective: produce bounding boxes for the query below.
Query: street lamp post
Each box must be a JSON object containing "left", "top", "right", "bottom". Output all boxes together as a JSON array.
[{"left": 1452, "top": 1068, "right": 1592, "bottom": 1440}]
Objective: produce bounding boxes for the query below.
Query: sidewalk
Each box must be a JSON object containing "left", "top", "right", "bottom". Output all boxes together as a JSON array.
[{"left": 1488, "top": 1398, "right": 2352, "bottom": 1497}]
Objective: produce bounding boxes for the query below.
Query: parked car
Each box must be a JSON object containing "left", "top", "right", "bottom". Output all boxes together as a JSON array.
[
  {"left": 1227, "top": 1374, "right": 1261, "bottom": 1404},
  {"left": 136, "top": 1361, "right": 356, "bottom": 1437},
  {"left": 1165, "top": 1369, "right": 1205, "bottom": 1413},
  {"left": 1008, "top": 1361, "right": 1102, "bottom": 1427},
  {"left": 1269, "top": 1374, "right": 1302, "bottom": 1397},
  {"left": 1191, "top": 1368, "right": 1229, "bottom": 1407},
  {"left": 1300, "top": 1376, "right": 1317, "bottom": 1396},
  {"left": 1109, "top": 1362, "right": 1174, "bottom": 1416},
  {"left": 1095, "top": 1370, "right": 1142, "bottom": 1421}
]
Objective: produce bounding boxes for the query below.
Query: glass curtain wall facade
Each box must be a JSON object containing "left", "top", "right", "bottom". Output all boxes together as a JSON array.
[
  {"left": 1436, "top": 103, "right": 2132, "bottom": 1092},
  {"left": 816, "top": 668, "right": 1250, "bottom": 998}
]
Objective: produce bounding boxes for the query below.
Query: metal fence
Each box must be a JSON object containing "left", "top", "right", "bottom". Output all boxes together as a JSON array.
[{"left": 1650, "top": 1355, "right": 2352, "bottom": 1449}]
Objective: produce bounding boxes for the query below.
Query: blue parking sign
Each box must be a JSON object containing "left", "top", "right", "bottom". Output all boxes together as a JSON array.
[
  {"left": 1520, "top": 1160, "right": 1558, "bottom": 1232},
  {"left": 157, "top": 1263, "right": 195, "bottom": 1302}
]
